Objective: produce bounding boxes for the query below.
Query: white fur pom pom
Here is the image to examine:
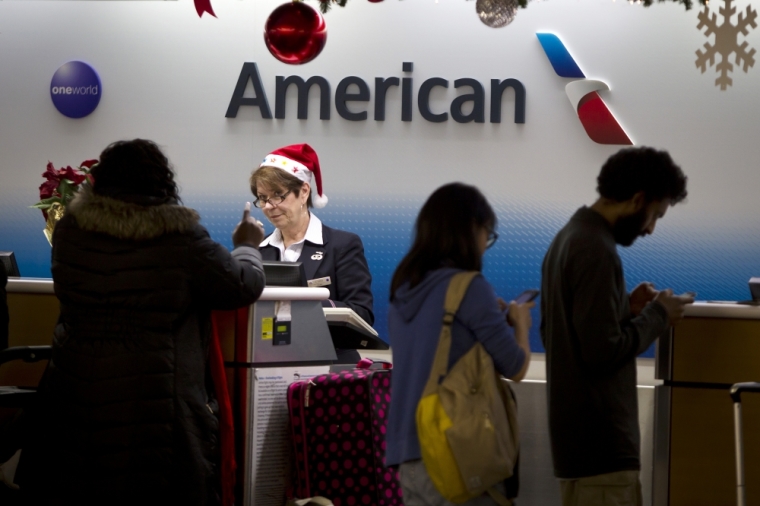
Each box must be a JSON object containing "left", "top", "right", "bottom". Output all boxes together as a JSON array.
[{"left": 313, "top": 193, "right": 328, "bottom": 208}]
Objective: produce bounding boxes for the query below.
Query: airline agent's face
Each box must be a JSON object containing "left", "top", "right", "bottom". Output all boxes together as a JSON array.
[{"left": 256, "top": 181, "right": 310, "bottom": 232}]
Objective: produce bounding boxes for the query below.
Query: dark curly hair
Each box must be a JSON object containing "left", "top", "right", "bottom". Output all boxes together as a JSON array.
[
  {"left": 90, "top": 139, "right": 180, "bottom": 202},
  {"left": 597, "top": 147, "right": 687, "bottom": 204}
]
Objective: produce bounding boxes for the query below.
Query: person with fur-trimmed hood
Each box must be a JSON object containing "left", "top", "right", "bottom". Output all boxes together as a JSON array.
[{"left": 18, "top": 139, "right": 265, "bottom": 506}]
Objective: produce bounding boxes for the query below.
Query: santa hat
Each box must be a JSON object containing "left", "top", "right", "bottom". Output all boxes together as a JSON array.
[{"left": 259, "top": 143, "right": 328, "bottom": 208}]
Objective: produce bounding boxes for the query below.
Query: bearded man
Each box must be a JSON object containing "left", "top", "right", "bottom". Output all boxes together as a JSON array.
[{"left": 540, "top": 147, "right": 693, "bottom": 506}]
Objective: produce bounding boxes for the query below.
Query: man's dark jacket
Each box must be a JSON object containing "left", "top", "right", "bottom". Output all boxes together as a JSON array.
[
  {"left": 540, "top": 207, "right": 669, "bottom": 479},
  {"left": 259, "top": 224, "right": 374, "bottom": 325},
  {"left": 0, "top": 262, "right": 7, "bottom": 350},
  {"left": 20, "top": 185, "right": 265, "bottom": 505}
]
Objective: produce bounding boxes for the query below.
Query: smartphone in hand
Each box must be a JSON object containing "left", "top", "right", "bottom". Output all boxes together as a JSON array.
[
  {"left": 514, "top": 289, "right": 540, "bottom": 304},
  {"left": 503, "top": 289, "right": 540, "bottom": 314}
]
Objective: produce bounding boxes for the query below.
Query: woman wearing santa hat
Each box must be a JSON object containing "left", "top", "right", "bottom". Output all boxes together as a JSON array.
[{"left": 250, "top": 143, "right": 373, "bottom": 363}]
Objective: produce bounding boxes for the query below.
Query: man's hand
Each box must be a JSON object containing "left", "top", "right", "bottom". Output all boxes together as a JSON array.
[
  {"left": 653, "top": 288, "right": 695, "bottom": 326},
  {"left": 630, "top": 282, "right": 658, "bottom": 316},
  {"left": 232, "top": 202, "right": 265, "bottom": 248}
]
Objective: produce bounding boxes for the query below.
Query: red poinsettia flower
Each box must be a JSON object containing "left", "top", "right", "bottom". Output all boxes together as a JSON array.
[
  {"left": 39, "top": 162, "right": 60, "bottom": 199},
  {"left": 39, "top": 180, "right": 58, "bottom": 200},
  {"left": 34, "top": 159, "right": 97, "bottom": 221},
  {"left": 41, "top": 161, "right": 58, "bottom": 181},
  {"left": 59, "top": 166, "right": 87, "bottom": 185}
]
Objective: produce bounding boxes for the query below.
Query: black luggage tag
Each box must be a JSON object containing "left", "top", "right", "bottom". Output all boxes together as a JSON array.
[{"left": 273, "top": 320, "right": 291, "bottom": 346}]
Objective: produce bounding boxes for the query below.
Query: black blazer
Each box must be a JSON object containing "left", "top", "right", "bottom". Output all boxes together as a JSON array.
[{"left": 260, "top": 223, "right": 374, "bottom": 326}]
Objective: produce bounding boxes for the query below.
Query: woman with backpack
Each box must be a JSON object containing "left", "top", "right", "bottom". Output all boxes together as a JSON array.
[{"left": 385, "top": 182, "right": 533, "bottom": 506}]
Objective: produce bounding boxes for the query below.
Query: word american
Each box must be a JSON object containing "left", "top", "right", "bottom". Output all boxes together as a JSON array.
[{"left": 226, "top": 62, "right": 526, "bottom": 124}]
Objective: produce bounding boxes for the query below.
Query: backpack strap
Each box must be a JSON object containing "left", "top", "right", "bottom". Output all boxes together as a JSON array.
[{"left": 421, "top": 271, "right": 479, "bottom": 397}]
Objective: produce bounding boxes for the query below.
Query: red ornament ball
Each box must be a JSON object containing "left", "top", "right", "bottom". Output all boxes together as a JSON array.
[{"left": 264, "top": 2, "right": 327, "bottom": 65}]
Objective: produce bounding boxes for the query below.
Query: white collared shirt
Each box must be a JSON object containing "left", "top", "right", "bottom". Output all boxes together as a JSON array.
[{"left": 260, "top": 213, "right": 324, "bottom": 262}]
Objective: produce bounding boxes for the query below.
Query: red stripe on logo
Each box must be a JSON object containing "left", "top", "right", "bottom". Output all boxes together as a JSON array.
[{"left": 577, "top": 92, "right": 632, "bottom": 145}]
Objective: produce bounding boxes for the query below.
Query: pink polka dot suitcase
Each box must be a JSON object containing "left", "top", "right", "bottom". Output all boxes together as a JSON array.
[{"left": 287, "top": 365, "right": 403, "bottom": 506}]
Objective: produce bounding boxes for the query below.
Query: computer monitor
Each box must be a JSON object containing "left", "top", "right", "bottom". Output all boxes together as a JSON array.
[
  {"left": 750, "top": 277, "right": 760, "bottom": 302},
  {"left": 262, "top": 260, "right": 307, "bottom": 287},
  {"left": 0, "top": 251, "right": 20, "bottom": 277}
]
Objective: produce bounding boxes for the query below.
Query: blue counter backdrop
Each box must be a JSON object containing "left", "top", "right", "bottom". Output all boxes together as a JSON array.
[{"left": 4, "top": 191, "right": 758, "bottom": 355}]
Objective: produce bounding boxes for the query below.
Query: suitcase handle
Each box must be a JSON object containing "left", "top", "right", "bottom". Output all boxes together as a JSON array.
[
  {"left": 732, "top": 382, "right": 760, "bottom": 506},
  {"left": 356, "top": 358, "right": 392, "bottom": 370},
  {"left": 730, "top": 382, "right": 760, "bottom": 403}
]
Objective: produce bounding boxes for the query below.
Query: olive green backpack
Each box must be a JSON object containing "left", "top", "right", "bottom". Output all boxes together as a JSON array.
[{"left": 415, "top": 271, "right": 519, "bottom": 505}]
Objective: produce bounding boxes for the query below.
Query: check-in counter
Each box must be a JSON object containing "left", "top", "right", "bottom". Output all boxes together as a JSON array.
[
  {"left": 3, "top": 278, "right": 374, "bottom": 506},
  {"left": 213, "top": 287, "right": 338, "bottom": 506},
  {"left": 654, "top": 302, "right": 760, "bottom": 506},
  {"left": 2, "top": 278, "right": 58, "bottom": 388},
  {"left": 3, "top": 278, "right": 344, "bottom": 388}
]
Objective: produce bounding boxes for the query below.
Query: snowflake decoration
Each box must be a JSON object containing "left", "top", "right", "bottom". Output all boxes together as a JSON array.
[{"left": 696, "top": 0, "right": 758, "bottom": 89}]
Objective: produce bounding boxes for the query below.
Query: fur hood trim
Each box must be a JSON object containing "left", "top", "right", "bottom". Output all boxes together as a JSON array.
[{"left": 68, "top": 185, "right": 201, "bottom": 241}]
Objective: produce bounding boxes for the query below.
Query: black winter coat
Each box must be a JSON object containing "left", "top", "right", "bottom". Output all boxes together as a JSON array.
[
  {"left": 20, "top": 186, "right": 265, "bottom": 506},
  {"left": 0, "top": 262, "right": 7, "bottom": 350}
]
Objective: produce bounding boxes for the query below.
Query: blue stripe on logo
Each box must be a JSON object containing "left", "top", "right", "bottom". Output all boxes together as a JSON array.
[{"left": 536, "top": 32, "right": 585, "bottom": 79}]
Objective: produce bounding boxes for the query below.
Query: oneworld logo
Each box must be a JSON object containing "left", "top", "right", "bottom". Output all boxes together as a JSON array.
[
  {"left": 51, "top": 85, "right": 99, "bottom": 96},
  {"left": 50, "top": 61, "right": 102, "bottom": 119},
  {"left": 536, "top": 33, "right": 632, "bottom": 145}
]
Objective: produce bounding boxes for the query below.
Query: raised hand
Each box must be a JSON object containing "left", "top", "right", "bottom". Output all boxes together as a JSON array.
[{"left": 232, "top": 202, "right": 265, "bottom": 248}]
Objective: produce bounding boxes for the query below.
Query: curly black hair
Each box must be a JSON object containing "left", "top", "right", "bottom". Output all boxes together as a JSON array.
[
  {"left": 90, "top": 139, "right": 180, "bottom": 202},
  {"left": 597, "top": 147, "right": 687, "bottom": 204}
]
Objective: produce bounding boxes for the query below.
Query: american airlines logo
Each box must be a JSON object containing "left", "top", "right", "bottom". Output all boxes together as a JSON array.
[{"left": 537, "top": 33, "right": 632, "bottom": 145}]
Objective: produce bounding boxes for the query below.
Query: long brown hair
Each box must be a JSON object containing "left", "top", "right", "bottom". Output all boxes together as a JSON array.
[{"left": 390, "top": 182, "right": 496, "bottom": 300}]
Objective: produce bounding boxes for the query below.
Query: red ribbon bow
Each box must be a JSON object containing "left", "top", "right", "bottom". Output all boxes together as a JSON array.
[{"left": 194, "top": 0, "right": 217, "bottom": 18}]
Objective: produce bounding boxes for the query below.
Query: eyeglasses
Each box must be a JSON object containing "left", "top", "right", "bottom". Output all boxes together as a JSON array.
[
  {"left": 253, "top": 190, "right": 291, "bottom": 208},
  {"left": 486, "top": 231, "right": 499, "bottom": 249}
]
